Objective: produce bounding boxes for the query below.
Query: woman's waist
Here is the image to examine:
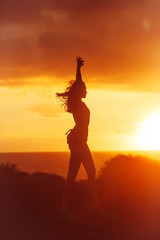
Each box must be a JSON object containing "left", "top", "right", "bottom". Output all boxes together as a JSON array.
[
  {"left": 66, "top": 125, "right": 88, "bottom": 137},
  {"left": 73, "top": 125, "right": 88, "bottom": 133},
  {"left": 66, "top": 126, "right": 88, "bottom": 144}
]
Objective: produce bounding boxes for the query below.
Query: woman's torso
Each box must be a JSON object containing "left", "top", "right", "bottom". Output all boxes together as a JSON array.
[{"left": 72, "top": 101, "right": 90, "bottom": 142}]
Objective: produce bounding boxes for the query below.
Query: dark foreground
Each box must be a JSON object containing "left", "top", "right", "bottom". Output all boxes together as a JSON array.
[{"left": 0, "top": 154, "right": 160, "bottom": 240}]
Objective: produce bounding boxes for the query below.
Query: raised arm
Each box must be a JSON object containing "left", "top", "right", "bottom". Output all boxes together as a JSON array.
[{"left": 76, "top": 57, "right": 84, "bottom": 82}]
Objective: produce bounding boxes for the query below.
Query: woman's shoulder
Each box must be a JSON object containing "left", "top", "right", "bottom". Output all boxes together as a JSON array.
[
  {"left": 73, "top": 101, "right": 89, "bottom": 114},
  {"left": 79, "top": 101, "right": 88, "bottom": 108},
  {"left": 80, "top": 101, "right": 90, "bottom": 113}
]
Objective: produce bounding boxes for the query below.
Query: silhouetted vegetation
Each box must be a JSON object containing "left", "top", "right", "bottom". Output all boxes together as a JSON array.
[{"left": 0, "top": 155, "right": 160, "bottom": 240}]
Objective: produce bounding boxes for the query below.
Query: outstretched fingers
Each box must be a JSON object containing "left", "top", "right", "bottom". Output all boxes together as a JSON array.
[{"left": 77, "top": 56, "right": 85, "bottom": 67}]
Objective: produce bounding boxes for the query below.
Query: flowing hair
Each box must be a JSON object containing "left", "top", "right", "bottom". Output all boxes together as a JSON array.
[{"left": 56, "top": 80, "right": 86, "bottom": 113}]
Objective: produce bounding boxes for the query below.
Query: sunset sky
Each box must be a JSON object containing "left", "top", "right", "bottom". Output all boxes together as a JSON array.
[{"left": 0, "top": 0, "right": 160, "bottom": 152}]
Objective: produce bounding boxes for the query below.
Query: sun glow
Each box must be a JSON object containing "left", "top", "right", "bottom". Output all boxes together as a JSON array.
[{"left": 136, "top": 113, "right": 160, "bottom": 150}]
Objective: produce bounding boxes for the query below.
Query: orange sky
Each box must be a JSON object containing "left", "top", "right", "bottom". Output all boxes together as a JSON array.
[{"left": 0, "top": 0, "right": 160, "bottom": 152}]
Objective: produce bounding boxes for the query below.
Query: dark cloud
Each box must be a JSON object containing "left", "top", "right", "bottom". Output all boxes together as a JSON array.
[
  {"left": 0, "top": 0, "right": 155, "bottom": 23},
  {"left": 0, "top": 0, "right": 159, "bottom": 89}
]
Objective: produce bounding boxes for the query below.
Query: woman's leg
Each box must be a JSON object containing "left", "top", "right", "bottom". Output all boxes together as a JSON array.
[
  {"left": 61, "top": 145, "right": 81, "bottom": 212},
  {"left": 81, "top": 144, "right": 99, "bottom": 208}
]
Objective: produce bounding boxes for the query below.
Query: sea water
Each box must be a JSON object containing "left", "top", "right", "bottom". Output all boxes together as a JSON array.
[{"left": 0, "top": 151, "right": 160, "bottom": 180}]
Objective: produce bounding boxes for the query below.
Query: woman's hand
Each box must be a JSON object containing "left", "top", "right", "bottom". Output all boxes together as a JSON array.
[{"left": 77, "top": 57, "right": 85, "bottom": 68}]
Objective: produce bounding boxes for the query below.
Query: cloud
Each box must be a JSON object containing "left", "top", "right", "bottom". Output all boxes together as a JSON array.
[
  {"left": 0, "top": 0, "right": 159, "bottom": 90},
  {"left": 114, "top": 124, "right": 139, "bottom": 135},
  {"left": 26, "top": 103, "right": 62, "bottom": 117}
]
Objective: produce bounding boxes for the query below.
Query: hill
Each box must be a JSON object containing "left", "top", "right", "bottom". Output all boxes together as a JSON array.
[{"left": 0, "top": 155, "right": 160, "bottom": 240}]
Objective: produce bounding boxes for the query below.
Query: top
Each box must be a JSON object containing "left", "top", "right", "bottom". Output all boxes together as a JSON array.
[{"left": 72, "top": 101, "right": 90, "bottom": 143}]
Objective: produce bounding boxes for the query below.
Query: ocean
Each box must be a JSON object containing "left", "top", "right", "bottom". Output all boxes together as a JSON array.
[{"left": 0, "top": 151, "right": 160, "bottom": 180}]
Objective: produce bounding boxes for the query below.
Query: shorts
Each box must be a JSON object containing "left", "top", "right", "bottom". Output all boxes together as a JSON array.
[{"left": 66, "top": 128, "right": 87, "bottom": 146}]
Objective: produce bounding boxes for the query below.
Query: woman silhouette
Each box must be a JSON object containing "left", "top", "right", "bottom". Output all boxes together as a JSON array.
[{"left": 56, "top": 57, "right": 98, "bottom": 218}]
